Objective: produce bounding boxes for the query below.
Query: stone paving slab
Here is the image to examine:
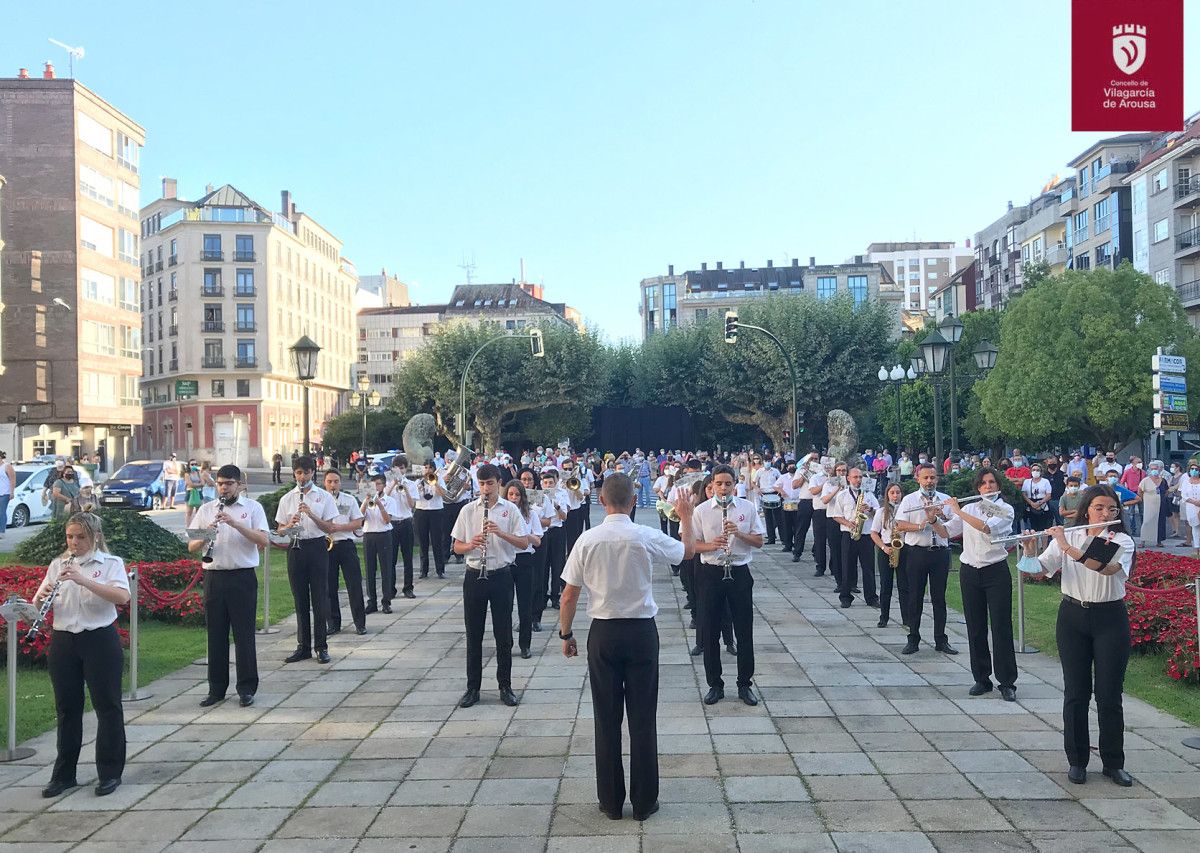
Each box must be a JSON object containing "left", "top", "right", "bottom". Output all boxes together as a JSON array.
[{"left": 2, "top": 509, "right": 1199, "bottom": 851}]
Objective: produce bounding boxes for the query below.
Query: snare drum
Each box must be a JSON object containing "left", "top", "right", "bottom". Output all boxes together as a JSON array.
[
  {"left": 761, "top": 494, "right": 782, "bottom": 510},
  {"left": 782, "top": 500, "right": 799, "bottom": 512}
]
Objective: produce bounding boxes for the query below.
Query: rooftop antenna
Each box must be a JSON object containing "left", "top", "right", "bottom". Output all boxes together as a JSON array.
[
  {"left": 48, "top": 39, "right": 85, "bottom": 78},
  {"left": 458, "top": 253, "right": 476, "bottom": 285}
]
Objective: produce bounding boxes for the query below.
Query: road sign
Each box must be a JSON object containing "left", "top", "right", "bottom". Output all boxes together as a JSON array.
[
  {"left": 1155, "top": 412, "right": 1191, "bottom": 431},
  {"left": 175, "top": 380, "right": 199, "bottom": 398},
  {"left": 1153, "top": 354, "right": 1187, "bottom": 373},
  {"left": 1153, "top": 374, "right": 1188, "bottom": 393},
  {"left": 1154, "top": 393, "right": 1189, "bottom": 413}
]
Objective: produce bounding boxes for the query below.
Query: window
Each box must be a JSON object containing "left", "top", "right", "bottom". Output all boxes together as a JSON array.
[
  {"left": 847, "top": 275, "right": 868, "bottom": 306},
  {"left": 202, "top": 234, "right": 222, "bottom": 260},
  {"left": 121, "top": 325, "right": 141, "bottom": 358},
  {"left": 203, "top": 269, "right": 222, "bottom": 294},
  {"left": 928, "top": 272, "right": 938, "bottom": 280},
  {"left": 695, "top": 308, "right": 709, "bottom": 323},
  {"left": 81, "top": 268, "right": 116, "bottom": 305},
  {"left": 1153, "top": 269, "right": 1171, "bottom": 285},
  {"left": 81, "top": 320, "right": 117, "bottom": 356},
  {"left": 1132, "top": 177, "right": 1147, "bottom": 216},
  {"left": 211, "top": 380, "right": 225, "bottom": 398},
  {"left": 204, "top": 304, "right": 223, "bottom": 325},
  {"left": 118, "top": 228, "right": 138, "bottom": 264},
  {"left": 81, "top": 371, "right": 118, "bottom": 407},
  {"left": 79, "top": 165, "right": 114, "bottom": 207},
  {"left": 663, "top": 284, "right": 676, "bottom": 310},
  {"left": 908, "top": 272, "right": 920, "bottom": 280},
  {"left": 119, "top": 277, "right": 138, "bottom": 312},
  {"left": 236, "top": 379, "right": 250, "bottom": 398},
  {"left": 204, "top": 340, "right": 223, "bottom": 365},
  {"left": 235, "top": 269, "right": 254, "bottom": 295},
  {"left": 77, "top": 112, "right": 112, "bottom": 156},
  {"left": 1153, "top": 168, "right": 1169, "bottom": 192},
  {"left": 817, "top": 276, "right": 837, "bottom": 299},
  {"left": 80, "top": 216, "right": 114, "bottom": 257},
  {"left": 1153, "top": 218, "right": 1169, "bottom": 243},
  {"left": 234, "top": 235, "right": 254, "bottom": 261},
  {"left": 236, "top": 340, "right": 256, "bottom": 366},
  {"left": 116, "top": 131, "right": 141, "bottom": 172},
  {"left": 1075, "top": 253, "right": 1092, "bottom": 270},
  {"left": 236, "top": 304, "right": 255, "bottom": 331},
  {"left": 505, "top": 319, "right": 515, "bottom": 330},
  {"left": 169, "top": 238, "right": 177, "bottom": 262},
  {"left": 645, "top": 286, "right": 657, "bottom": 312},
  {"left": 117, "top": 182, "right": 139, "bottom": 218}
]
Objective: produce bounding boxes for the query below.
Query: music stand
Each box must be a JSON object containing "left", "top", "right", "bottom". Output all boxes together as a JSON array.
[{"left": 0, "top": 595, "right": 39, "bottom": 761}]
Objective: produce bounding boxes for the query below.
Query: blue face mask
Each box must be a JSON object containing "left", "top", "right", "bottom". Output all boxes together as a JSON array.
[
  {"left": 1017, "top": 555, "right": 1043, "bottom": 575},
  {"left": 1191, "top": 468, "right": 1200, "bottom": 478}
]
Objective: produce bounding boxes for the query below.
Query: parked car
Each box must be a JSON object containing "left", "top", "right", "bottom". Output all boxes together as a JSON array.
[
  {"left": 369, "top": 451, "right": 402, "bottom": 476},
  {"left": 4, "top": 463, "right": 56, "bottom": 528},
  {"left": 97, "top": 460, "right": 167, "bottom": 510}
]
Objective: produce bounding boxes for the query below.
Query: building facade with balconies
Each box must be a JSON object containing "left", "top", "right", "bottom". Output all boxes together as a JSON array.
[
  {"left": 862, "top": 242, "right": 974, "bottom": 312},
  {"left": 1016, "top": 179, "right": 1073, "bottom": 280},
  {"left": 137, "top": 181, "right": 356, "bottom": 467},
  {"left": 638, "top": 257, "right": 901, "bottom": 341},
  {"left": 974, "top": 202, "right": 1029, "bottom": 310},
  {"left": 0, "top": 69, "right": 144, "bottom": 467}
]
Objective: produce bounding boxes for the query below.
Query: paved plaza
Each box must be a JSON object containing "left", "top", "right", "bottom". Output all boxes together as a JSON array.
[{"left": 2, "top": 512, "right": 1200, "bottom": 852}]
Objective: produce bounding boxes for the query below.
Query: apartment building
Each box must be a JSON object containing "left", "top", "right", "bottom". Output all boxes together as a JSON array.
[
  {"left": 930, "top": 261, "right": 977, "bottom": 322},
  {"left": 356, "top": 268, "right": 410, "bottom": 310},
  {"left": 638, "top": 257, "right": 902, "bottom": 341},
  {"left": 1126, "top": 114, "right": 1200, "bottom": 321},
  {"left": 862, "top": 242, "right": 974, "bottom": 312},
  {"left": 356, "top": 282, "right": 574, "bottom": 400},
  {"left": 137, "top": 181, "right": 356, "bottom": 467},
  {"left": 0, "top": 67, "right": 144, "bottom": 467}
]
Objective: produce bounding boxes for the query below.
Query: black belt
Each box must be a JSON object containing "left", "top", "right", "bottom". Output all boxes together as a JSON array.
[
  {"left": 1061, "top": 594, "right": 1125, "bottom": 609},
  {"left": 467, "top": 563, "right": 512, "bottom": 574},
  {"left": 910, "top": 544, "right": 948, "bottom": 551}
]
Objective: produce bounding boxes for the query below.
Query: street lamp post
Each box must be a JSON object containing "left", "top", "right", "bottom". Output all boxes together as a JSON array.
[
  {"left": 939, "top": 314, "right": 964, "bottom": 458},
  {"left": 349, "top": 373, "right": 382, "bottom": 458},
  {"left": 459, "top": 329, "right": 544, "bottom": 451},
  {"left": 917, "top": 328, "right": 951, "bottom": 462},
  {"left": 878, "top": 363, "right": 918, "bottom": 458},
  {"left": 724, "top": 311, "right": 799, "bottom": 459},
  {"left": 290, "top": 335, "right": 321, "bottom": 457}
]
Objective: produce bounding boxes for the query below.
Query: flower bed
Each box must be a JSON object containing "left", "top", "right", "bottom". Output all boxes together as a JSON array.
[
  {"left": 1126, "top": 550, "right": 1199, "bottom": 684},
  {"left": 0, "top": 560, "right": 205, "bottom": 664}
]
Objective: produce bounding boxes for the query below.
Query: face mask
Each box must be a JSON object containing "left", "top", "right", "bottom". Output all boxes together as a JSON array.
[
  {"left": 918, "top": 457, "right": 928, "bottom": 464},
  {"left": 1135, "top": 462, "right": 1143, "bottom": 470},
  {"left": 921, "top": 486, "right": 936, "bottom": 498},
  {"left": 1191, "top": 469, "right": 1199, "bottom": 478},
  {"left": 1107, "top": 477, "right": 1118, "bottom": 486},
  {"left": 1066, "top": 486, "right": 1079, "bottom": 495},
  {"left": 1031, "top": 470, "right": 1041, "bottom": 479}
]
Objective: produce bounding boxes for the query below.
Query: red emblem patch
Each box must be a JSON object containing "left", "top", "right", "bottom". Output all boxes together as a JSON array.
[
  {"left": 739, "top": 515, "right": 745, "bottom": 522},
  {"left": 92, "top": 570, "right": 102, "bottom": 579}
]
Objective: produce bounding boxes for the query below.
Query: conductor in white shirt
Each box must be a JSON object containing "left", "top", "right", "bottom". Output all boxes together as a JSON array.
[{"left": 559, "top": 473, "right": 695, "bottom": 822}]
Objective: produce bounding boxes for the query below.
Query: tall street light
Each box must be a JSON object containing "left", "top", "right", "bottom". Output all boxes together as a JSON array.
[
  {"left": 724, "top": 310, "right": 799, "bottom": 459},
  {"left": 290, "top": 335, "right": 321, "bottom": 457},
  {"left": 878, "top": 362, "right": 918, "bottom": 458},
  {"left": 459, "top": 329, "right": 544, "bottom": 451},
  {"left": 918, "top": 328, "right": 951, "bottom": 462},
  {"left": 939, "top": 314, "right": 964, "bottom": 458},
  {"left": 349, "top": 373, "right": 382, "bottom": 459}
]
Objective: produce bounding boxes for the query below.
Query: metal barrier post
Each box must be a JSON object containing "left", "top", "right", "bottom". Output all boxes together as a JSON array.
[
  {"left": 1015, "top": 568, "right": 1038, "bottom": 655},
  {"left": 0, "top": 598, "right": 36, "bottom": 761},
  {"left": 257, "top": 545, "right": 279, "bottom": 635},
  {"left": 1184, "top": 578, "right": 1200, "bottom": 751},
  {"left": 123, "top": 568, "right": 152, "bottom": 701}
]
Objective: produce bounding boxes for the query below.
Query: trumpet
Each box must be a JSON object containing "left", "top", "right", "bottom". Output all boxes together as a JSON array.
[
  {"left": 990, "top": 519, "right": 1121, "bottom": 546},
  {"left": 424, "top": 471, "right": 438, "bottom": 484},
  {"left": 565, "top": 469, "right": 582, "bottom": 492}
]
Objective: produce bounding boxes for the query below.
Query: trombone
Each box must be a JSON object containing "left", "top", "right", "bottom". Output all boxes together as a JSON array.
[{"left": 990, "top": 519, "right": 1121, "bottom": 546}]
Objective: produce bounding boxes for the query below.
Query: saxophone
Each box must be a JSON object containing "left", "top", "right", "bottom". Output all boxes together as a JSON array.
[{"left": 850, "top": 489, "right": 869, "bottom": 541}]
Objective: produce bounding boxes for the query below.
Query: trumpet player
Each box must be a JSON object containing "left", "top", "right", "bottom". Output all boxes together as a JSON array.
[
  {"left": 323, "top": 470, "right": 368, "bottom": 636},
  {"left": 415, "top": 460, "right": 448, "bottom": 579},
  {"left": 360, "top": 474, "right": 397, "bottom": 615},
  {"left": 946, "top": 469, "right": 1017, "bottom": 701},
  {"left": 386, "top": 456, "right": 419, "bottom": 599},
  {"left": 188, "top": 465, "right": 270, "bottom": 707},
  {"left": 820, "top": 461, "right": 849, "bottom": 590},
  {"left": 830, "top": 467, "right": 879, "bottom": 609},
  {"left": 870, "top": 482, "right": 909, "bottom": 629},
  {"left": 561, "top": 458, "right": 590, "bottom": 556},
  {"left": 790, "top": 452, "right": 820, "bottom": 565},
  {"left": 894, "top": 463, "right": 961, "bottom": 656}
]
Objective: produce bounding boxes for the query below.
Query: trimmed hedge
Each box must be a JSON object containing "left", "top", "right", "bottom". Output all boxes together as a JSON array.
[
  {"left": 15, "top": 508, "right": 189, "bottom": 565},
  {"left": 257, "top": 484, "right": 293, "bottom": 530}
]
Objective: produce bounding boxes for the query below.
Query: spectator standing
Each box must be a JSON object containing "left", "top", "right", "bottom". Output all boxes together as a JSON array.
[
  {"left": 163, "top": 454, "right": 180, "bottom": 509},
  {"left": 0, "top": 451, "right": 14, "bottom": 536},
  {"left": 1046, "top": 456, "right": 1067, "bottom": 523},
  {"left": 1118, "top": 457, "right": 1146, "bottom": 538},
  {"left": 1139, "top": 461, "right": 1166, "bottom": 548}
]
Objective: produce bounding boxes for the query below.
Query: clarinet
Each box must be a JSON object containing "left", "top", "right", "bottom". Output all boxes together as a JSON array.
[
  {"left": 27, "top": 556, "right": 72, "bottom": 639},
  {"left": 719, "top": 496, "right": 735, "bottom": 581},
  {"left": 292, "top": 487, "right": 307, "bottom": 549},
  {"left": 479, "top": 497, "right": 490, "bottom": 580}
]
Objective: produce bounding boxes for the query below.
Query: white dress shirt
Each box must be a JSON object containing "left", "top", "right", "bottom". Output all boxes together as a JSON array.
[
  {"left": 188, "top": 495, "right": 269, "bottom": 568},
  {"left": 361, "top": 492, "right": 398, "bottom": 534},
  {"left": 820, "top": 478, "right": 844, "bottom": 509},
  {"left": 807, "top": 471, "right": 827, "bottom": 505},
  {"left": 693, "top": 496, "right": 766, "bottom": 566},
  {"left": 756, "top": 466, "right": 781, "bottom": 494},
  {"left": 563, "top": 472, "right": 587, "bottom": 510},
  {"left": 777, "top": 474, "right": 799, "bottom": 502},
  {"left": 959, "top": 496, "right": 1013, "bottom": 568},
  {"left": 386, "top": 478, "right": 418, "bottom": 521},
  {"left": 560, "top": 514, "right": 684, "bottom": 619},
  {"left": 1038, "top": 529, "right": 1135, "bottom": 602},
  {"left": 275, "top": 484, "right": 338, "bottom": 540},
  {"left": 415, "top": 473, "right": 446, "bottom": 511},
  {"left": 870, "top": 503, "right": 898, "bottom": 540},
  {"left": 327, "top": 491, "right": 364, "bottom": 543},
  {"left": 517, "top": 509, "right": 544, "bottom": 555},
  {"left": 451, "top": 497, "right": 529, "bottom": 571},
  {"left": 896, "top": 489, "right": 963, "bottom": 546},
  {"left": 831, "top": 487, "right": 879, "bottom": 533},
  {"left": 42, "top": 551, "right": 129, "bottom": 632},
  {"left": 540, "top": 486, "right": 568, "bottom": 527}
]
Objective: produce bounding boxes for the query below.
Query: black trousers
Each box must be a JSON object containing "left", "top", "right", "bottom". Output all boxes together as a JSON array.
[
  {"left": 414, "top": 508, "right": 445, "bottom": 576},
  {"left": 905, "top": 545, "right": 950, "bottom": 645},
  {"left": 588, "top": 617, "right": 659, "bottom": 816},
  {"left": 271, "top": 464, "right": 282, "bottom": 484},
  {"left": 679, "top": 555, "right": 697, "bottom": 613},
  {"left": 463, "top": 566, "right": 514, "bottom": 690},
  {"left": 811, "top": 508, "right": 827, "bottom": 572},
  {"left": 960, "top": 559, "right": 1017, "bottom": 689},
  {"left": 327, "top": 540, "right": 366, "bottom": 631},
  {"left": 1057, "top": 598, "right": 1130, "bottom": 770},
  {"left": 694, "top": 564, "right": 755, "bottom": 689},
  {"left": 566, "top": 506, "right": 586, "bottom": 554},
  {"left": 762, "top": 505, "right": 780, "bottom": 543},
  {"left": 202, "top": 567, "right": 259, "bottom": 697},
  {"left": 544, "top": 525, "right": 567, "bottom": 605},
  {"left": 793, "top": 501, "right": 814, "bottom": 557},
  {"left": 287, "top": 537, "right": 330, "bottom": 653},
  {"left": 48, "top": 625, "right": 125, "bottom": 784},
  {"left": 694, "top": 555, "right": 733, "bottom": 648},
  {"left": 825, "top": 514, "right": 843, "bottom": 586},
  {"left": 839, "top": 532, "right": 877, "bottom": 603},
  {"left": 583, "top": 494, "right": 592, "bottom": 529},
  {"left": 442, "top": 501, "right": 466, "bottom": 562},
  {"left": 512, "top": 551, "right": 535, "bottom": 651},
  {"left": 668, "top": 519, "right": 683, "bottom": 575},
  {"left": 780, "top": 508, "right": 798, "bottom": 551},
  {"left": 532, "top": 538, "right": 550, "bottom": 621},
  {"left": 877, "top": 546, "right": 910, "bottom": 626},
  {"left": 363, "top": 530, "right": 394, "bottom": 606},
  {"left": 658, "top": 510, "right": 669, "bottom": 535},
  {"left": 390, "top": 518, "right": 415, "bottom": 594}
]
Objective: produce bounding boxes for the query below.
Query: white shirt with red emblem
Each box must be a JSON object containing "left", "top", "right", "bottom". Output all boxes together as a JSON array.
[
  {"left": 450, "top": 496, "right": 529, "bottom": 571},
  {"left": 275, "top": 484, "right": 338, "bottom": 541},
  {"left": 693, "top": 496, "right": 766, "bottom": 567},
  {"left": 189, "top": 495, "right": 270, "bottom": 569},
  {"left": 41, "top": 550, "right": 130, "bottom": 632}
]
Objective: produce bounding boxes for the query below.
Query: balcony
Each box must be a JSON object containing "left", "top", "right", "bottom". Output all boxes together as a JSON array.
[
  {"left": 1178, "top": 278, "right": 1200, "bottom": 307},
  {"left": 154, "top": 260, "right": 163, "bottom": 272},
  {"left": 233, "top": 251, "right": 256, "bottom": 262},
  {"left": 1176, "top": 175, "right": 1200, "bottom": 207},
  {"left": 202, "top": 356, "right": 225, "bottom": 369},
  {"left": 167, "top": 289, "right": 178, "bottom": 302},
  {"left": 234, "top": 287, "right": 256, "bottom": 298},
  {"left": 1094, "top": 212, "right": 1114, "bottom": 235},
  {"left": 168, "top": 255, "right": 178, "bottom": 267},
  {"left": 1043, "top": 244, "right": 1069, "bottom": 267},
  {"left": 235, "top": 322, "right": 257, "bottom": 333},
  {"left": 202, "top": 320, "right": 225, "bottom": 333},
  {"left": 1093, "top": 160, "right": 1135, "bottom": 193},
  {"left": 119, "top": 396, "right": 139, "bottom": 408},
  {"left": 1177, "top": 225, "right": 1200, "bottom": 257},
  {"left": 168, "top": 324, "right": 178, "bottom": 336},
  {"left": 1058, "top": 187, "right": 1076, "bottom": 216},
  {"left": 201, "top": 250, "right": 224, "bottom": 262},
  {"left": 235, "top": 357, "right": 258, "bottom": 369},
  {"left": 168, "top": 358, "right": 178, "bottom": 371},
  {"left": 143, "top": 265, "right": 154, "bottom": 278},
  {"left": 201, "top": 286, "right": 224, "bottom": 298}
]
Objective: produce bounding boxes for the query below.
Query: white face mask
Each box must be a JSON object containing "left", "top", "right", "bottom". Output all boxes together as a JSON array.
[
  {"left": 1066, "top": 486, "right": 1079, "bottom": 495},
  {"left": 1135, "top": 462, "right": 1143, "bottom": 469},
  {"left": 1031, "top": 470, "right": 1042, "bottom": 479}
]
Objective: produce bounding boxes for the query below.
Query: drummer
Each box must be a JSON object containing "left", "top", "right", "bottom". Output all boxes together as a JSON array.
[
  {"left": 777, "top": 461, "right": 800, "bottom": 554},
  {"left": 753, "top": 455, "right": 781, "bottom": 546}
]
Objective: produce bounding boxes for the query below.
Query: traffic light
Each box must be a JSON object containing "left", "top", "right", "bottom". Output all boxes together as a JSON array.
[{"left": 724, "top": 310, "right": 738, "bottom": 344}]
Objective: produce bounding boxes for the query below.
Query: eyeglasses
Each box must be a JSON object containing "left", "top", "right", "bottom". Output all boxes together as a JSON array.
[{"left": 1093, "top": 504, "right": 1122, "bottom": 515}]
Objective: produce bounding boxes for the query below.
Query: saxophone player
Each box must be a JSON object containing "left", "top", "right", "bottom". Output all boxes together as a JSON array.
[
  {"left": 869, "top": 482, "right": 909, "bottom": 629},
  {"left": 830, "top": 467, "right": 880, "bottom": 609}
]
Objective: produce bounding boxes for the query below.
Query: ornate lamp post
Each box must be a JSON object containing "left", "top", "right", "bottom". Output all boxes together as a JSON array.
[
  {"left": 290, "top": 335, "right": 321, "bottom": 457},
  {"left": 878, "top": 363, "right": 918, "bottom": 458},
  {"left": 349, "top": 373, "right": 382, "bottom": 459}
]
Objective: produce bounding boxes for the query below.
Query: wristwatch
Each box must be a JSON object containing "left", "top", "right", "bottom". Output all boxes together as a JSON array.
[{"left": 559, "top": 630, "right": 574, "bottom": 641}]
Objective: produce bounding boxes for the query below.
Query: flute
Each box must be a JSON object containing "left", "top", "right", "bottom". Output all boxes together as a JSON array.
[
  {"left": 990, "top": 519, "right": 1121, "bottom": 545},
  {"left": 898, "top": 494, "right": 988, "bottom": 514}
]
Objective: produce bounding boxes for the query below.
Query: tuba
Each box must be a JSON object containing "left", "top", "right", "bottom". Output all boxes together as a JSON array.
[{"left": 441, "top": 447, "right": 477, "bottom": 502}]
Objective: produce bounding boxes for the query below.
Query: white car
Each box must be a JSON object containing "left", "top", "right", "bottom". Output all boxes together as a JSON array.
[{"left": 4, "top": 463, "right": 56, "bottom": 528}]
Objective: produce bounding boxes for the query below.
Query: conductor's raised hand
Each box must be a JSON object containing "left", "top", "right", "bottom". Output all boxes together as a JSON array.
[{"left": 671, "top": 495, "right": 693, "bottom": 521}]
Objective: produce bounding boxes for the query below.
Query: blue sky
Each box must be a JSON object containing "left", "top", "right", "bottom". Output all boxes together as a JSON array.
[{"left": 5, "top": 2, "right": 1198, "bottom": 341}]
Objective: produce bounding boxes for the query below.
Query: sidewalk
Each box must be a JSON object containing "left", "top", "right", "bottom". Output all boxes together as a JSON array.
[{"left": 0, "top": 512, "right": 1198, "bottom": 851}]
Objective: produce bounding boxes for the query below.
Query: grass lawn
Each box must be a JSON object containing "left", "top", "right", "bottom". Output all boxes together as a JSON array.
[{"left": 945, "top": 554, "right": 1200, "bottom": 729}]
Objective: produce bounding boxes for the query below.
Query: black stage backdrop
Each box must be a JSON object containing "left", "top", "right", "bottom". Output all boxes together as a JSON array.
[{"left": 592, "top": 406, "right": 694, "bottom": 452}]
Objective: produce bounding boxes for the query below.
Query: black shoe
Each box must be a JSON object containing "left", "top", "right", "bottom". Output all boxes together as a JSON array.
[
  {"left": 95, "top": 778, "right": 121, "bottom": 797},
  {"left": 935, "top": 641, "right": 959, "bottom": 655},
  {"left": 671, "top": 567, "right": 680, "bottom": 577},
  {"left": 877, "top": 617, "right": 888, "bottom": 628},
  {"left": 780, "top": 545, "right": 791, "bottom": 552},
  {"left": 364, "top": 603, "right": 378, "bottom": 615},
  {"left": 199, "top": 694, "right": 225, "bottom": 707},
  {"left": 327, "top": 625, "right": 341, "bottom": 636},
  {"left": 381, "top": 603, "right": 392, "bottom": 614},
  {"left": 355, "top": 626, "right": 368, "bottom": 635},
  {"left": 532, "top": 622, "right": 543, "bottom": 632},
  {"left": 703, "top": 687, "right": 724, "bottom": 705},
  {"left": 403, "top": 590, "right": 416, "bottom": 599},
  {"left": 499, "top": 687, "right": 519, "bottom": 707},
  {"left": 455, "top": 556, "right": 464, "bottom": 564},
  {"left": 766, "top": 539, "right": 776, "bottom": 546},
  {"left": 866, "top": 598, "right": 880, "bottom": 608},
  {"left": 419, "top": 572, "right": 428, "bottom": 579},
  {"left": 839, "top": 600, "right": 852, "bottom": 608},
  {"left": 999, "top": 686, "right": 1017, "bottom": 702},
  {"left": 42, "top": 779, "right": 77, "bottom": 798},
  {"left": 901, "top": 641, "right": 920, "bottom": 655},
  {"left": 738, "top": 686, "right": 759, "bottom": 706},
  {"left": 1102, "top": 767, "right": 1133, "bottom": 787},
  {"left": 459, "top": 688, "right": 480, "bottom": 708},
  {"left": 599, "top": 804, "right": 622, "bottom": 820},
  {"left": 284, "top": 648, "right": 311, "bottom": 664},
  {"left": 1068, "top": 766, "right": 1087, "bottom": 784},
  {"left": 852, "top": 587, "right": 861, "bottom": 594},
  {"left": 968, "top": 682, "right": 993, "bottom": 697},
  {"left": 725, "top": 644, "right": 737, "bottom": 656},
  {"left": 690, "top": 644, "right": 703, "bottom": 656},
  {"left": 632, "top": 801, "right": 660, "bottom": 821},
  {"left": 438, "top": 572, "right": 446, "bottom": 579},
  {"left": 813, "top": 570, "right": 825, "bottom": 577},
  {"left": 316, "top": 650, "right": 331, "bottom": 664},
  {"left": 550, "top": 600, "right": 560, "bottom": 609},
  {"left": 238, "top": 693, "right": 254, "bottom": 707},
  {"left": 520, "top": 648, "right": 531, "bottom": 659},
  {"left": 791, "top": 555, "right": 800, "bottom": 563},
  {"left": 688, "top": 618, "right": 696, "bottom": 629}
]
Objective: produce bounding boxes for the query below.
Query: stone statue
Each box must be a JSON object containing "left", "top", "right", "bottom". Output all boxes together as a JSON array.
[
  {"left": 402, "top": 414, "right": 437, "bottom": 466},
  {"left": 827, "top": 409, "right": 865, "bottom": 472}
]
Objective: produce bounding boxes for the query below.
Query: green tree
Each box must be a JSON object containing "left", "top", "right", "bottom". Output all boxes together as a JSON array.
[
  {"left": 322, "top": 409, "right": 407, "bottom": 458},
  {"left": 976, "top": 263, "right": 1197, "bottom": 448}
]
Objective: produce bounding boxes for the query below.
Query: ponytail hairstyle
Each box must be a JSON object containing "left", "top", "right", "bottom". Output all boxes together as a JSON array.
[{"left": 62, "top": 511, "right": 108, "bottom": 559}]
